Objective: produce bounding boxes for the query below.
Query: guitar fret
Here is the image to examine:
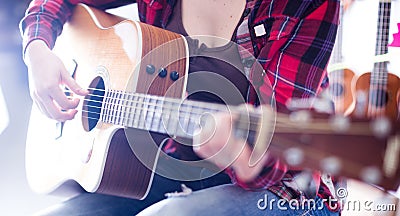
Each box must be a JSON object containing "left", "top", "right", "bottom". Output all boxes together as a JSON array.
[
  {"left": 154, "top": 98, "right": 166, "bottom": 133},
  {"left": 128, "top": 94, "right": 136, "bottom": 128},
  {"left": 141, "top": 96, "right": 149, "bottom": 130},
  {"left": 128, "top": 94, "right": 134, "bottom": 127},
  {"left": 112, "top": 90, "right": 118, "bottom": 124},
  {"left": 121, "top": 92, "right": 129, "bottom": 127},
  {"left": 118, "top": 91, "right": 124, "bottom": 126},
  {"left": 124, "top": 92, "right": 131, "bottom": 127},
  {"left": 178, "top": 103, "right": 191, "bottom": 136},
  {"left": 176, "top": 101, "right": 189, "bottom": 138},
  {"left": 102, "top": 90, "right": 108, "bottom": 123},
  {"left": 187, "top": 105, "right": 202, "bottom": 137},
  {"left": 134, "top": 95, "right": 144, "bottom": 129},
  {"left": 146, "top": 96, "right": 155, "bottom": 131},
  {"left": 101, "top": 90, "right": 108, "bottom": 123},
  {"left": 167, "top": 100, "right": 179, "bottom": 137},
  {"left": 115, "top": 91, "right": 122, "bottom": 126},
  {"left": 159, "top": 100, "right": 171, "bottom": 134},
  {"left": 107, "top": 90, "right": 115, "bottom": 124},
  {"left": 152, "top": 97, "right": 163, "bottom": 133}
]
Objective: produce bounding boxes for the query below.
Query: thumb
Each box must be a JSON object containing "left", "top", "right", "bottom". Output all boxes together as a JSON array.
[{"left": 60, "top": 67, "right": 89, "bottom": 96}]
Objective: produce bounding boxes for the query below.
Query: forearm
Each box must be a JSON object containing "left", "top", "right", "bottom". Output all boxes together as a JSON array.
[
  {"left": 20, "top": 0, "right": 135, "bottom": 54},
  {"left": 20, "top": 0, "right": 75, "bottom": 54}
]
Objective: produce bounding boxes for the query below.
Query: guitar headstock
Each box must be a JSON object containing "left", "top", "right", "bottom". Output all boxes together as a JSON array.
[{"left": 270, "top": 110, "right": 400, "bottom": 191}]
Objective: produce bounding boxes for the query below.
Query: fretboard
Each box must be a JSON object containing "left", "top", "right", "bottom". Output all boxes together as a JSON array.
[
  {"left": 371, "top": 0, "right": 391, "bottom": 84},
  {"left": 100, "top": 90, "right": 233, "bottom": 139},
  {"left": 330, "top": 3, "right": 344, "bottom": 65}
]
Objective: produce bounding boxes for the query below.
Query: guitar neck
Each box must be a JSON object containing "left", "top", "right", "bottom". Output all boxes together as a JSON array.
[
  {"left": 375, "top": 0, "right": 391, "bottom": 56},
  {"left": 371, "top": 0, "right": 392, "bottom": 84},
  {"left": 100, "top": 90, "right": 253, "bottom": 140},
  {"left": 330, "top": 3, "right": 344, "bottom": 65}
]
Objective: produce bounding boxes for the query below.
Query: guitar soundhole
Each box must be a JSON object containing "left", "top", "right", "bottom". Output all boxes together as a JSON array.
[
  {"left": 369, "top": 89, "right": 388, "bottom": 107},
  {"left": 329, "top": 83, "right": 344, "bottom": 97},
  {"left": 82, "top": 76, "right": 105, "bottom": 132}
]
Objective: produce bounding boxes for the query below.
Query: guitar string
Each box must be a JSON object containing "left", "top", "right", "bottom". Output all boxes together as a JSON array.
[
  {"left": 66, "top": 88, "right": 259, "bottom": 119},
  {"left": 75, "top": 107, "right": 376, "bottom": 136},
  {"left": 61, "top": 89, "right": 379, "bottom": 135},
  {"left": 65, "top": 89, "right": 268, "bottom": 133},
  {"left": 79, "top": 98, "right": 267, "bottom": 132},
  {"left": 332, "top": 4, "right": 344, "bottom": 112},
  {"left": 73, "top": 99, "right": 375, "bottom": 136},
  {"left": 380, "top": 2, "right": 389, "bottom": 117},
  {"left": 62, "top": 83, "right": 386, "bottom": 136},
  {"left": 370, "top": 2, "right": 390, "bottom": 117},
  {"left": 69, "top": 91, "right": 323, "bottom": 134}
]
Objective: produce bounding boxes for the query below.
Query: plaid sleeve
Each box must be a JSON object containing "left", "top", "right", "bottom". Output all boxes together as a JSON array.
[
  {"left": 232, "top": 0, "right": 339, "bottom": 190},
  {"left": 225, "top": 155, "right": 288, "bottom": 190},
  {"left": 19, "top": 0, "right": 134, "bottom": 54},
  {"left": 259, "top": 0, "right": 339, "bottom": 109}
]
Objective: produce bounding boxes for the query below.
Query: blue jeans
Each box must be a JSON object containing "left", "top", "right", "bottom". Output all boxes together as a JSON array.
[
  {"left": 137, "top": 184, "right": 340, "bottom": 216},
  {"left": 35, "top": 174, "right": 339, "bottom": 216}
]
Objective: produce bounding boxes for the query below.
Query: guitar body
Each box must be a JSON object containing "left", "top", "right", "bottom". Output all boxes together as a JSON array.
[
  {"left": 25, "top": 4, "right": 188, "bottom": 199},
  {"left": 351, "top": 1, "right": 400, "bottom": 120},
  {"left": 25, "top": 4, "right": 400, "bottom": 202},
  {"left": 328, "top": 68, "right": 356, "bottom": 115},
  {"left": 353, "top": 72, "right": 400, "bottom": 119}
]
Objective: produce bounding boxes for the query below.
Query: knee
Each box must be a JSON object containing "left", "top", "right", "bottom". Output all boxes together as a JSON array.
[{"left": 137, "top": 197, "right": 196, "bottom": 216}]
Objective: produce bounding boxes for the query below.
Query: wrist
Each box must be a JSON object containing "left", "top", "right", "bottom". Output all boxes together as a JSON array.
[{"left": 24, "top": 40, "right": 50, "bottom": 65}]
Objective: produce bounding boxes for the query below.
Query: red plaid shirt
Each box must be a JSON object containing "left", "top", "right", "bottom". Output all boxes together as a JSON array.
[{"left": 20, "top": 0, "right": 340, "bottom": 209}]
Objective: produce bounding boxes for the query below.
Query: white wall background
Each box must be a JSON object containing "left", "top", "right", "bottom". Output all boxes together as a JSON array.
[{"left": 342, "top": 0, "right": 400, "bottom": 77}]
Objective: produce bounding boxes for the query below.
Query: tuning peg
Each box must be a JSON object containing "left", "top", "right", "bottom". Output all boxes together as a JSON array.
[
  {"left": 360, "top": 166, "right": 382, "bottom": 185},
  {"left": 329, "top": 115, "right": 350, "bottom": 132},
  {"left": 283, "top": 147, "right": 304, "bottom": 166},
  {"left": 320, "top": 156, "right": 342, "bottom": 175},
  {"left": 371, "top": 117, "right": 391, "bottom": 138},
  {"left": 289, "top": 110, "right": 311, "bottom": 125}
]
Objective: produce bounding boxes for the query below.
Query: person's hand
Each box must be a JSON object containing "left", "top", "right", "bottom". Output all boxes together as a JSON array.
[
  {"left": 24, "top": 40, "right": 88, "bottom": 121},
  {"left": 193, "top": 112, "right": 267, "bottom": 182}
]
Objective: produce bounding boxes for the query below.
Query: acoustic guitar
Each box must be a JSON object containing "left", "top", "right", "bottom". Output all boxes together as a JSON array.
[
  {"left": 353, "top": 0, "right": 400, "bottom": 119},
  {"left": 327, "top": 2, "right": 357, "bottom": 115},
  {"left": 26, "top": 4, "right": 400, "bottom": 200},
  {"left": 389, "top": 23, "right": 400, "bottom": 119}
]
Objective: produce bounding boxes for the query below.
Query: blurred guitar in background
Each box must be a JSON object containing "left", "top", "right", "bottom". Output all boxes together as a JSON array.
[
  {"left": 353, "top": 0, "right": 400, "bottom": 119},
  {"left": 327, "top": 2, "right": 357, "bottom": 115},
  {"left": 389, "top": 22, "right": 400, "bottom": 120}
]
